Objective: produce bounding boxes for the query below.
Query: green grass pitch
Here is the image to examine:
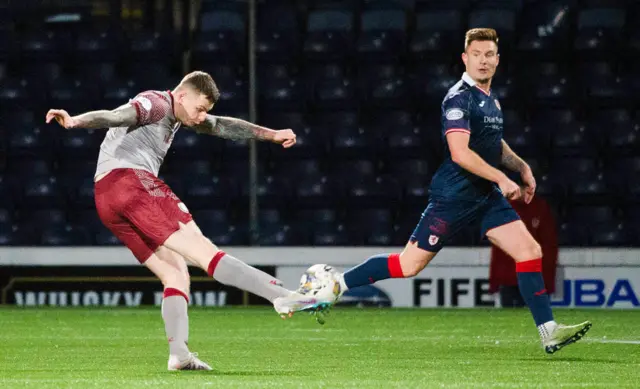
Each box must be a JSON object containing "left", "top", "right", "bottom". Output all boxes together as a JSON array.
[{"left": 1, "top": 307, "right": 638, "bottom": 388}]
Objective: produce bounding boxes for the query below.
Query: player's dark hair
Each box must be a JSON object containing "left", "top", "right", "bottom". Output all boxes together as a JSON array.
[
  {"left": 180, "top": 71, "right": 220, "bottom": 104},
  {"left": 464, "top": 28, "right": 499, "bottom": 51}
]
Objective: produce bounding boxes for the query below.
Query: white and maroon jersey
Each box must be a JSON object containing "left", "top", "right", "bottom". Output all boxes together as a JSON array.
[{"left": 95, "top": 90, "right": 180, "bottom": 178}]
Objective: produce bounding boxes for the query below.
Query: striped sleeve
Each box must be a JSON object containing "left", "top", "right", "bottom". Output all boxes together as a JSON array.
[{"left": 442, "top": 92, "right": 471, "bottom": 136}]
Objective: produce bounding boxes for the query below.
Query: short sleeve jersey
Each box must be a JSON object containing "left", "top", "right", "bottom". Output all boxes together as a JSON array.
[
  {"left": 95, "top": 90, "right": 180, "bottom": 178},
  {"left": 429, "top": 73, "right": 504, "bottom": 200}
]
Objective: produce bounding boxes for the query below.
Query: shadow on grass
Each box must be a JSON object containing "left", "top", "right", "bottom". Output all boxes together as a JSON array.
[{"left": 519, "top": 356, "right": 626, "bottom": 364}]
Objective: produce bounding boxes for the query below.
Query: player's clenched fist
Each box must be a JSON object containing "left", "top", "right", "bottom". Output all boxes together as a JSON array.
[
  {"left": 498, "top": 176, "right": 521, "bottom": 200},
  {"left": 272, "top": 129, "right": 297, "bottom": 148},
  {"left": 46, "top": 109, "right": 77, "bottom": 129}
]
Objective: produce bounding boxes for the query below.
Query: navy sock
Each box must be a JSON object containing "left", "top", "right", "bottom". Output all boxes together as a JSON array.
[
  {"left": 343, "top": 253, "right": 403, "bottom": 289},
  {"left": 516, "top": 258, "right": 554, "bottom": 326}
]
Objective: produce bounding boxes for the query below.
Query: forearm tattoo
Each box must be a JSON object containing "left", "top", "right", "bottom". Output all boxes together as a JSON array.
[
  {"left": 501, "top": 140, "right": 527, "bottom": 172},
  {"left": 194, "top": 115, "right": 274, "bottom": 141},
  {"left": 72, "top": 105, "right": 139, "bottom": 129}
]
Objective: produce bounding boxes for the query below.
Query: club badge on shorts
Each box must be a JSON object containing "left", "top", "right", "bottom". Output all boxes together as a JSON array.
[
  {"left": 495, "top": 99, "right": 501, "bottom": 110},
  {"left": 178, "top": 202, "right": 189, "bottom": 213},
  {"left": 429, "top": 235, "right": 439, "bottom": 246}
]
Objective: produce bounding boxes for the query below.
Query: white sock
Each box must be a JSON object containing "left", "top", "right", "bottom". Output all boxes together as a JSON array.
[
  {"left": 537, "top": 320, "right": 558, "bottom": 339},
  {"left": 338, "top": 274, "right": 348, "bottom": 293}
]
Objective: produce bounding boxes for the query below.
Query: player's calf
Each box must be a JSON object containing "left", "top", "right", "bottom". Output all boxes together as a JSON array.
[{"left": 338, "top": 242, "right": 436, "bottom": 293}]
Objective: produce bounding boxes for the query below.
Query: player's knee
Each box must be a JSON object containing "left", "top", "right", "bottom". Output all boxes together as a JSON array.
[
  {"left": 515, "top": 241, "right": 542, "bottom": 262},
  {"left": 399, "top": 255, "right": 429, "bottom": 277},
  {"left": 530, "top": 242, "right": 542, "bottom": 259}
]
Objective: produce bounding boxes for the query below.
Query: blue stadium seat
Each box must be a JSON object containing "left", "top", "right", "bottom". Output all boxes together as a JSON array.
[
  {"left": 357, "top": 6, "right": 407, "bottom": 62},
  {"left": 94, "top": 225, "right": 122, "bottom": 246},
  {"left": 388, "top": 159, "right": 430, "bottom": 183},
  {"left": 295, "top": 175, "right": 342, "bottom": 208},
  {"left": 0, "top": 208, "right": 12, "bottom": 224},
  {"left": 516, "top": 1, "right": 572, "bottom": 57},
  {"left": 23, "top": 62, "right": 63, "bottom": 84},
  {"left": 257, "top": 4, "right": 299, "bottom": 61},
  {"left": 569, "top": 172, "right": 610, "bottom": 205},
  {"left": 295, "top": 208, "right": 341, "bottom": 226},
  {"left": 336, "top": 159, "right": 376, "bottom": 179},
  {"left": 170, "top": 130, "right": 220, "bottom": 160},
  {"left": 0, "top": 78, "right": 32, "bottom": 110},
  {"left": 410, "top": 9, "right": 463, "bottom": 58},
  {"left": 49, "top": 77, "right": 99, "bottom": 113},
  {"left": 468, "top": 8, "right": 517, "bottom": 49},
  {"left": 257, "top": 224, "right": 298, "bottom": 246},
  {"left": 193, "top": 10, "right": 247, "bottom": 64},
  {"left": 312, "top": 223, "right": 350, "bottom": 246},
  {"left": 344, "top": 176, "right": 401, "bottom": 207},
  {"left": 591, "top": 109, "right": 638, "bottom": 156},
  {"left": 102, "top": 79, "right": 138, "bottom": 109},
  {"left": 21, "top": 31, "right": 72, "bottom": 61},
  {"left": 590, "top": 222, "right": 629, "bottom": 247},
  {"left": 575, "top": 5, "right": 626, "bottom": 55},
  {"left": 567, "top": 205, "right": 617, "bottom": 225},
  {"left": 21, "top": 209, "right": 67, "bottom": 231},
  {"left": 304, "top": 10, "right": 354, "bottom": 61},
  {"left": 192, "top": 209, "right": 229, "bottom": 226},
  {"left": 259, "top": 78, "right": 305, "bottom": 110},
  {"left": 312, "top": 77, "right": 357, "bottom": 111},
  {"left": 22, "top": 175, "right": 65, "bottom": 208},
  {"left": 549, "top": 123, "right": 597, "bottom": 157},
  {"left": 9, "top": 127, "right": 52, "bottom": 160},
  {"left": 240, "top": 175, "right": 291, "bottom": 206},
  {"left": 332, "top": 127, "right": 378, "bottom": 157},
  {"left": 198, "top": 223, "right": 249, "bottom": 246},
  {"left": 40, "top": 224, "right": 91, "bottom": 246},
  {"left": 77, "top": 62, "right": 117, "bottom": 85},
  {"left": 129, "top": 31, "right": 175, "bottom": 62},
  {"left": 184, "top": 175, "right": 237, "bottom": 209},
  {"left": 558, "top": 222, "right": 589, "bottom": 246},
  {"left": 75, "top": 31, "right": 120, "bottom": 63},
  {"left": 5, "top": 159, "right": 52, "bottom": 177},
  {"left": 59, "top": 129, "right": 103, "bottom": 160},
  {"left": 0, "top": 224, "right": 32, "bottom": 246}
]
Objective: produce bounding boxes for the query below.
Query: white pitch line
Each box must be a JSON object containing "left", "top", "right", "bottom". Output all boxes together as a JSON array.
[{"left": 585, "top": 339, "right": 640, "bottom": 345}]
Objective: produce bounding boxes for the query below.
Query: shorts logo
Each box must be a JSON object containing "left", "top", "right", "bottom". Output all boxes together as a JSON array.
[
  {"left": 495, "top": 99, "right": 501, "bottom": 110},
  {"left": 178, "top": 202, "right": 189, "bottom": 213},
  {"left": 445, "top": 108, "right": 464, "bottom": 121},
  {"left": 428, "top": 235, "right": 439, "bottom": 246},
  {"left": 136, "top": 96, "right": 152, "bottom": 111}
]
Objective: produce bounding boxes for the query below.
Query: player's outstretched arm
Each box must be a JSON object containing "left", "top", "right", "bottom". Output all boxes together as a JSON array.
[
  {"left": 447, "top": 132, "right": 521, "bottom": 200},
  {"left": 501, "top": 140, "right": 536, "bottom": 203},
  {"left": 46, "top": 105, "right": 139, "bottom": 130},
  {"left": 192, "top": 115, "right": 296, "bottom": 148}
]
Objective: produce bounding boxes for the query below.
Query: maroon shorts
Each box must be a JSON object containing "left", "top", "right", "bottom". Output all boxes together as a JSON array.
[{"left": 94, "top": 168, "right": 193, "bottom": 263}]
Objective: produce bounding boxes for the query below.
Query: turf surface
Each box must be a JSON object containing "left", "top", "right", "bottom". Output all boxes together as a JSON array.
[{"left": 1, "top": 307, "right": 638, "bottom": 388}]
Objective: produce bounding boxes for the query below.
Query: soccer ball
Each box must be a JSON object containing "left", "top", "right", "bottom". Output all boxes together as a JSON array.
[{"left": 298, "top": 264, "right": 342, "bottom": 303}]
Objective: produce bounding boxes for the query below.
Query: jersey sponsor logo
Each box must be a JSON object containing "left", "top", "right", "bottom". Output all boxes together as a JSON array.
[
  {"left": 445, "top": 108, "right": 464, "bottom": 121},
  {"left": 428, "top": 235, "right": 439, "bottom": 246},
  {"left": 135, "top": 96, "right": 153, "bottom": 111},
  {"left": 495, "top": 99, "right": 501, "bottom": 110},
  {"left": 483, "top": 116, "right": 503, "bottom": 124}
]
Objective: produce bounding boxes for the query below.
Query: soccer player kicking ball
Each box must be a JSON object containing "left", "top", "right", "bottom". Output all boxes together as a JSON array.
[
  {"left": 46, "top": 71, "right": 324, "bottom": 370},
  {"left": 283, "top": 29, "right": 592, "bottom": 354}
]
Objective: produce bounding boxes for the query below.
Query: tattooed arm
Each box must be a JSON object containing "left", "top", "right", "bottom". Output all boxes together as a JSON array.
[
  {"left": 502, "top": 139, "right": 537, "bottom": 203},
  {"left": 46, "top": 105, "right": 139, "bottom": 130},
  {"left": 501, "top": 140, "right": 529, "bottom": 173},
  {"left": 192, "top": 115, "right": 297, "bottom": 147}
]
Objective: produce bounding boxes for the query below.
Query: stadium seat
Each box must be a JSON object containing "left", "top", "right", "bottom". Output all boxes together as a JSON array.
[
  {"left": 184, "top": 175, "right": 237, "bottom": 209},
  {"left": 331, "top": 127, "right": 378, "bottom": 158},
  {"left": 344, "top": 176, "right": 402, "bottom": 208},
  {"left": 75, "top": 31, "right": 120, "bottom": 63},
  {"left": 102, "top": 79, "right": 138, "bottom": 109},
  {"left": 294, "top": 175, "right": 342, "bottom": 209},
  {"left": 303, "top": 9, "right": 354, "bottom": 62},
  {"left": 410, "top": 9, "right": 463, "bottom": 59},
  {"left": 256, "top": 4, "right": 299, "bottom": 61},
  {"left": 192, "top": 209, "right": 229, "bottom": 226},
  {"left": 21, "top": 31, "right": 72, "bottom": 61},
  {"left": 22, "top": 62, "right": 63, "bottom": 84},
  {"left": 240, "top": 175, "right": 292, "bottom": 206},
  {"left": 198, "top": 222, "right": 249, "bottom": 246},
  {"left": 558, "top": 222, "right": 589, "bottom": 246},
  {"left": 129, "top": 31, "right": 175, "bottom": 63},
  {"left": 590, "top": 222, "right": 629, "bottom": 247},
  {"left": 356, "top": 5, "right": 407, "bottom": 63},
  {"left": 49, "top": 77, "right": 99, "bottom": 113},
  {"left": 40, "top": 224, "right": 91, "bottom": 246},
  {"left": 193, "top": 8, "right": 247, "bottom": 65},
  {"left": 0, "top": 224, "right": 32, "bottom": 246},
  {"left": 567, "top": 205, "right": 617, "bottom": 225},
  {"left": 22, "top": 175, "right": 65, "bottom": 208},
  {"left": 170, "top": 130, "right": 220, "bottom": 160},
  {"left": 9, "top": 127, "right": 52, "bottom": 161},
  {"left": 0, "top": 78, "right": 32, "bottom": 110},
  {"left": 574, "top": 5, "right": 626, "bottom": 55},
  {"left": 58, "top": 129, "right": 103, "bottom": 160},
  {"left": 468, "top": 8, "right": 517, "bottom": 50},
  {"left": 312, "top": 223, "right": 350, "bottom": 246},
  {"left": 259, "top": 78, "right": 305, "bottom": 111},
  {"left": 516, "top": 1, "right": 572, "bottom": 57}
]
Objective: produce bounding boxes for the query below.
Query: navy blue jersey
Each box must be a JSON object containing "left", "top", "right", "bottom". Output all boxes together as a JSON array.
[{"left": 429, "top": 72, "right": 504, "bottom": 200}]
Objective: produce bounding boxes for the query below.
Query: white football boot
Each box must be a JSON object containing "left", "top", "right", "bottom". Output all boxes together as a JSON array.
[
  {"left": 542, "top": 321, "right": 592, "bottom": 354},
  {"left": 167, "top": 353, "right": 213, "bottom": 371},
  {"left": 273, "top": 291, "right": 334, "bottom": 324}
]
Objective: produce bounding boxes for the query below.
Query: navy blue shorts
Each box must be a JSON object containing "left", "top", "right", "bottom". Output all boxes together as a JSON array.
[{"left": 410, "top": 189, "right": 520, "bottom": 252}]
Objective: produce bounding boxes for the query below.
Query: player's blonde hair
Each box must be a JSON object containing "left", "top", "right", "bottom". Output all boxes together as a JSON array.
[
  {"left": 464, "top": 28, "right": 499, "bottom": 51},
  {"left": 179, "top": 71, "right": 221, "bottom": 104}
]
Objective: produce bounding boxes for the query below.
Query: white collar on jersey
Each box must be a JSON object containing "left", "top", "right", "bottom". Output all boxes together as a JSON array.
[{"left": 462, "top": 72, "right": 476, "bottom": 86}]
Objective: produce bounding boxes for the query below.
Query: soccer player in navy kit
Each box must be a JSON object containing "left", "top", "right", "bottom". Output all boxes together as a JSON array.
[{"left": 310, "top": 28, "right": 590, "bottom": 353}]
